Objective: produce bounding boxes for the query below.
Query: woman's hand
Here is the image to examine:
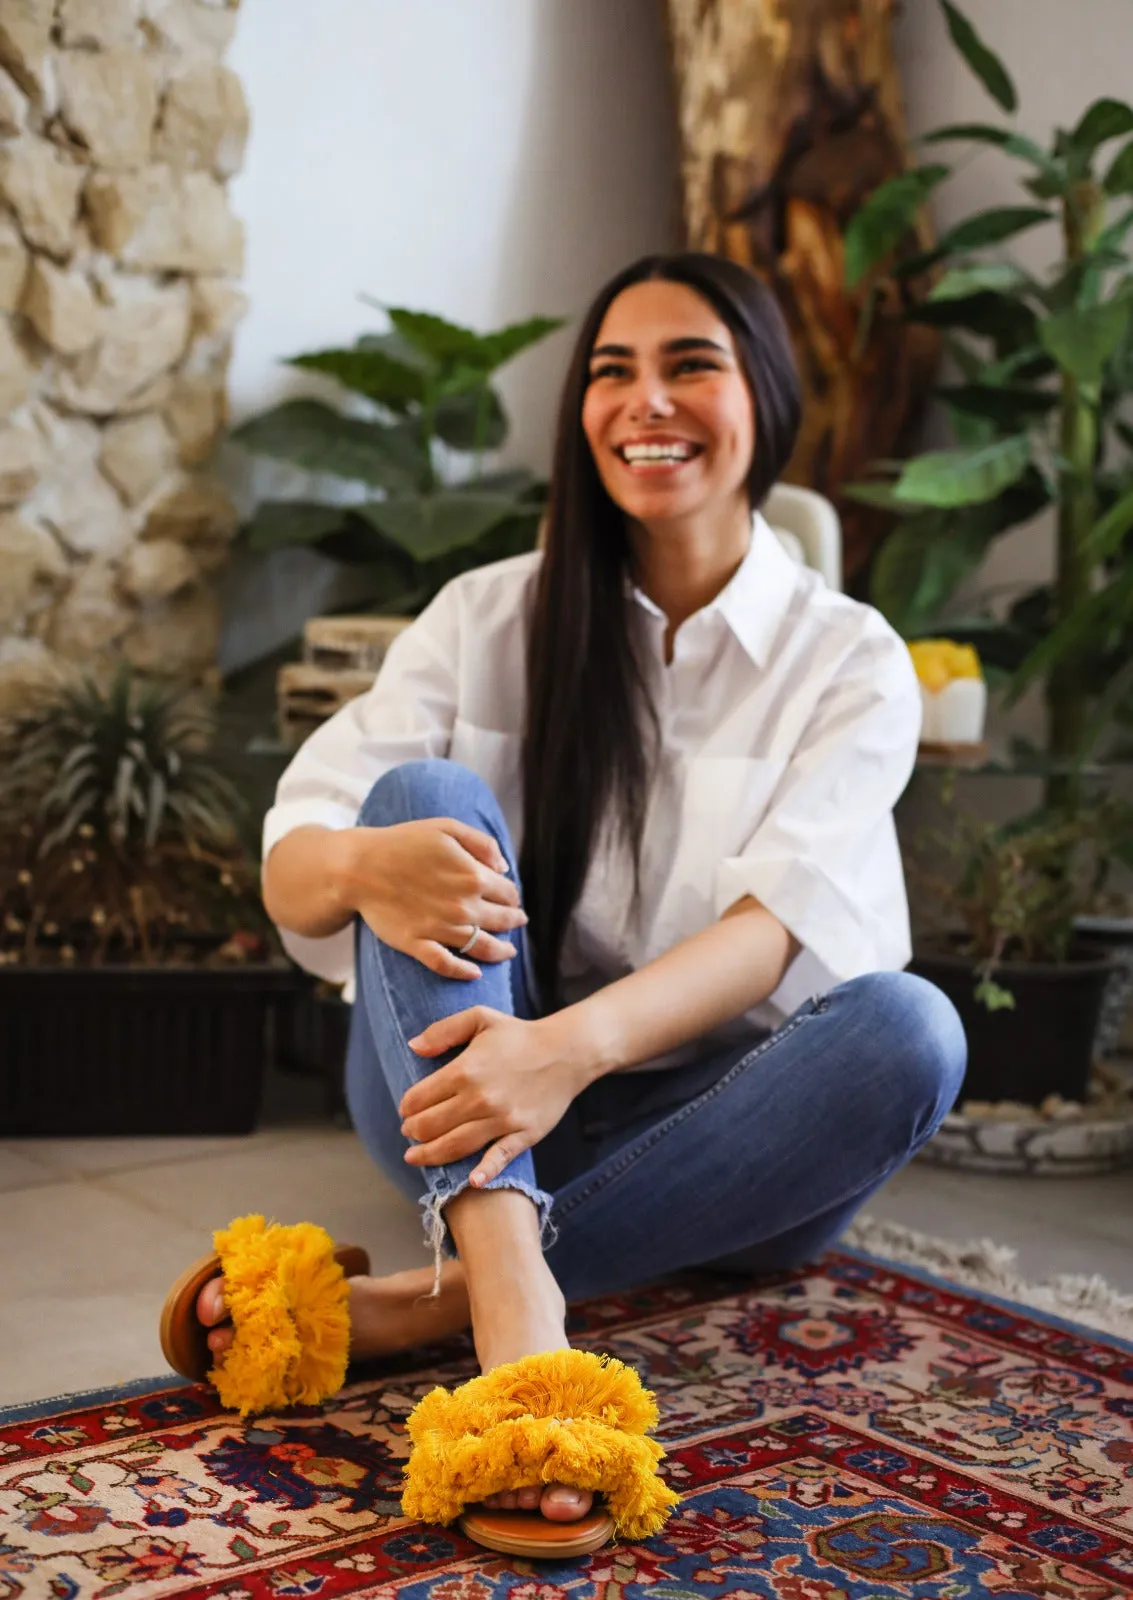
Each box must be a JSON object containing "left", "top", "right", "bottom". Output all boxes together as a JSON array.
[
  {"left": 399, "top": 1009, "right": 594, "bottom": 1182},
  {"left": 342, "top": 819, "right": 527, "bottom": 979}
]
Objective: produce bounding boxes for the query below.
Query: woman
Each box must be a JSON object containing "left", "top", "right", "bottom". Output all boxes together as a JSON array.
[{"left": 192, "top": 253, "right": 965, "bottom": 1531}]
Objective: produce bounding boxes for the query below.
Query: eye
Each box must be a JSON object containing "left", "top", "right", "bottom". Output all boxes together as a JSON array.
[
  {"left": 671, "top": 357, "right": 719, "bottom": 375},
  {"left": 588, "top": 361, "right": 631, "bottom": 382}
]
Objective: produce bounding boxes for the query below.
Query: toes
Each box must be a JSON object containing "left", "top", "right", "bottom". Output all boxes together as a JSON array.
[
  {"left": 541, "top": 1485, "right": 593, "bottom": 1522},
  {"left": 196, "top": 1277, "right": 227, "bottom": 1328},
  {"left": 478, "top": 1485, "right": 592, "bottom": 1521},
  {"left": 481, "top": 1491, "right": 519, "bottom": 1510}
]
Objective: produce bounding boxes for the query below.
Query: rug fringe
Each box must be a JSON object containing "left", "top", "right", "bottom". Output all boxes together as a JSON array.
[{"left": 845, "top": 1215, "right": 1133, "bottom": 1341}]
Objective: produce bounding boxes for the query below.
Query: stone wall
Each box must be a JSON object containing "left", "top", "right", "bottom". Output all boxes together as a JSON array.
[{"left": 0, "top": 0, "right": 247, "bottom": 710}]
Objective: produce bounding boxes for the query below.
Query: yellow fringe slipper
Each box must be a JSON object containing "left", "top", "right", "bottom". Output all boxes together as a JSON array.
[
  {"left": 206, "top": 1216, "right": 353, "bottom": 1416},
  {"left": 402, "top": 1349, "right": 679, "bottom": 1544}
]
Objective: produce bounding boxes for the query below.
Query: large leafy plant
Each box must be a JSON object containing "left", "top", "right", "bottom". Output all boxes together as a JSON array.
[
  {"left": 0, "top": 667, "right": 268, "bottom": 965},
  {"left": 232, "top": 304, "right": 564, "bottom": 612},
  {"left": 844, "top": 0, "right": 1133, "bottom": 780}
]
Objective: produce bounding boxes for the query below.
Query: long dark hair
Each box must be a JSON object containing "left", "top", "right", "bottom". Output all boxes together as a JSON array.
[{"left": 519, "top": 252, "right": 802, "bottom": 1008}]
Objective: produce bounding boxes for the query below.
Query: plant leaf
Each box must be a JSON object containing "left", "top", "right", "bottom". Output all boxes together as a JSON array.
[
  {"left": 935, "top": 383, "right": 1058, "bottom": 424},
  {"left": 929, "top": 262, "right": 1031, "bottom": 301},
  {"left": 907, "top": 291, "right": 1039, "bottom": 354},
  {"left": 1088, "top": 481, "right": 1133, "bottom": 559},
  {"left": 433, "top": 386, "right": 508, "bottom": 452},
  {"left": 981, "top": 344, "right": 1055, "bottom": 383},
  {"left": 244, "top": 500, "right": 351, "bottom": 552},
  {"left": 936, "top": 205, "right": 1052, "bottom": 255},
  {"left": 871, "top": 512, "right": 994, "bottom": 634},
  {"left": 843, "top": 166, "right": 950, "bottom": 287},
  {"left": 922, "top": 122, "right": 1058, "bottom": 177},
  {"left": 230, "top": 400, "right": 424, "bottom": 489},
  {"left": 476, "top": 314, "right": 566, "bottom": 370},
  {"left": 355, "top": 327, "right": 435, "bottom": 372},
  {"left": 1105, "top": 139, "right": 1133, "bottom": 196},
  {"left": 356, "top": 491, "right": 522, "bottom": 561},
  {"left": 893, "top": 435, "right": 1033, "bottom": 508},
  {"left": 1039, "top": 298, "right": 1132, "bottom": 383},
  {"left": 940, "top": 0, "right": 1017, "bottom": 112},
  {"left": 288, "top": 345, "right": 426, "bottom": 412},
  {"left": 841, "top": 479, "right": 915, "bottom": 511},
  {"left": 385, "top": 307, "right": 484, "bottom": 365},
  {"left": 386, "top": 308, "right": 565, "bottom": 376},
  {"left": 472, "top": 467, "right": 541, "bottom": 497},
  {"left": 1070, "top": 98, "right": 1133, "bottom": 156},
  {"left": 1008, "top": 564, "right": 1133, "bottom": 699},
  {"left": 1096, "top": 208, "right": 1133, "bottom": 253}
]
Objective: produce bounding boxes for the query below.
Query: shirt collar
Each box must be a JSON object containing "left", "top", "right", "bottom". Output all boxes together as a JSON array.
[{"left": 628, "top": 511, "right": 800, "bottom": 669}]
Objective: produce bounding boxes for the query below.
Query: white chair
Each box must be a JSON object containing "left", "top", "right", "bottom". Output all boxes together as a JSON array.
[
  {"left": 534, "top": 481, "right": 844, "bottom": 593},
  {"left": 764, "top": 482, "right": 843, "bottom": 593}
]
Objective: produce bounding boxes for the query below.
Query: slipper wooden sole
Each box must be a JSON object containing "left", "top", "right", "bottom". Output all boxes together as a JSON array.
[
  {"left": 458, "top": 1507, "right": 615, "bottom": 1558},
  {"left": 159, "top": 1242, "right": 371, "bottom": 1385}
]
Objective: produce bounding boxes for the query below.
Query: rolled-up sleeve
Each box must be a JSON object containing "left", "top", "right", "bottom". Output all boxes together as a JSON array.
[
  {"left": 714, "top": 623, "right": 921, "bottom": 1018},
  {"left": 262, "top": 586, "right": 461, "bottom": 984}
]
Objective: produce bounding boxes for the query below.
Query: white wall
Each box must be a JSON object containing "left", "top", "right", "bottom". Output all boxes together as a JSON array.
[{"left": 220, "top": 0, "right": 679, "bottom": 669}]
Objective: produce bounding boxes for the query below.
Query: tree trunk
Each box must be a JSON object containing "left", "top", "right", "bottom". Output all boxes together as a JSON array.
[{"left": 662, "top": 0, "right": 939, "bottom": 582}]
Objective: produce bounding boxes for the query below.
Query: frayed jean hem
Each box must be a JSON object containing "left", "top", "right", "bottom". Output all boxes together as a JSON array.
[{"left": 418, "top": 1174, "right": 557, "bottom": 1294}]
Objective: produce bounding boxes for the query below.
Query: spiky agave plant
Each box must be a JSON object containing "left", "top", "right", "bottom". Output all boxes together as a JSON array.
[
  {"left": 0, "top": 667, "right": 266, "bottom": 965},
  {"left": 0, "top": 664, "right": 242, "bottom": 854}
]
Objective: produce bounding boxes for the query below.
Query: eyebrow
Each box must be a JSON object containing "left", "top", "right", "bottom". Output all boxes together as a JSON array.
[{"left": 589, "top": 336, "right": 731, "bottom": 360}]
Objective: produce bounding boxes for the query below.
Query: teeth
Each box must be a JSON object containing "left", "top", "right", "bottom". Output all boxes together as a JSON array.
[{"left": 621, "top": 443, "right": 696, "bottom": 463}]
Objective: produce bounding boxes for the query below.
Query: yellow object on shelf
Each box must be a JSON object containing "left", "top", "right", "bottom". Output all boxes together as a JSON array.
[
  {"left": 908, "top": 639, "right": 987, "bottom": 746},
  {"left": 908, "top": 639, "right": 983, "bottom": 692}
]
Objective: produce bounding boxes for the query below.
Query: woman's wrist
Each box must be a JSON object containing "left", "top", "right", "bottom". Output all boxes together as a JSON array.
[
  {"left": 326, "top": 826, "right": 375, "bottom": 922},
  {"left": 536, "top": 998, "right": 626, "bottom": 1090}
]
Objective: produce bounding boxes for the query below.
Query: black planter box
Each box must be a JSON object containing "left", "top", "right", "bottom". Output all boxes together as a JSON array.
[
  {"left": 911, "top": 947, "right": 1121, "bottom": 1106},
  {"left": 0, "top": 964, "right": 299, "bottom": 1136},
  {"left": 277, "top": 982, "right": 352, "bottom": 1121}
]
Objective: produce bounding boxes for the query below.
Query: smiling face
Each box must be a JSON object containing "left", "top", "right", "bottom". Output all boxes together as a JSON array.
[{"left": 580, "top": 278, "right": 756, "bottom": 529}]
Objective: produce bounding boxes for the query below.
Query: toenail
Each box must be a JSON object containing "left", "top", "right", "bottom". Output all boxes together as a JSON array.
[{"left": 545, "top": 1486, "right": 583, "bottom": 1505}]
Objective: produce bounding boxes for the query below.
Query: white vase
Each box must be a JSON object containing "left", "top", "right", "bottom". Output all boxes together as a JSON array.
[{"left": 920, "top": 677, "right": 987, "bottom": 744}]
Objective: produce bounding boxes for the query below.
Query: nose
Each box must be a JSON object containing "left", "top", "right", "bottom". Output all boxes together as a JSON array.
[{"left": 626, "top": 370, "right": 676, "bottom": 421}]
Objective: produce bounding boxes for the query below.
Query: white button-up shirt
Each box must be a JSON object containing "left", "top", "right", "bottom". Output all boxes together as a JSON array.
[{"left": 264, "top": 513, "right": 921, "bottom": 1068}]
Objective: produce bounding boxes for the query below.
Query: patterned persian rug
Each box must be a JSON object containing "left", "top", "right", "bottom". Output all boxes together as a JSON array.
[{"left": 4, "top": 1246, "right": 1133, "bottom": 1600}]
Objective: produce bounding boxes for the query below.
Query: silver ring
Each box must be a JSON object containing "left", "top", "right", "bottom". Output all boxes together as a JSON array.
[{"left": 456, "top": 925, "right": 480, "bottom": 956}]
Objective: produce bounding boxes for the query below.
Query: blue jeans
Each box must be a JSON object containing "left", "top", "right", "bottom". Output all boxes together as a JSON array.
[{"left": 345, "top": 760, "right": 966, "bottom": 1298}]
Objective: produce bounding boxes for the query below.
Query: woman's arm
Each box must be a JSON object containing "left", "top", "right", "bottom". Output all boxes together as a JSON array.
[
  {"left": 264, "top": 819, "right": 527, "bottom": 978},
  {"left": 556, "top": 896, "right": 800, "bottom": 1082},
  {"left": 262, "top": 826, "right": 358, "bottom": 939}
]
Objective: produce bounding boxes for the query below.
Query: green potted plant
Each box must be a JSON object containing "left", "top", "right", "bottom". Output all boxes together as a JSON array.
[
  {"left": 230, "top": 302, "right": 565, "bottom": 613},
  {"left": 843, "top": 0, "right": 1133, "bottom": 792},
  {"left": 842, "top": 0, "right": 1133, "bottom": 1091},
  {"left": 907, "top": 788, "right": 1132, "bottom": 1103},
  {"left": 0, "top": 666, "right": 295, "bottom": 1136},
  {"left": 228, "top": 304, "right": 564, "bottom": 1105}
]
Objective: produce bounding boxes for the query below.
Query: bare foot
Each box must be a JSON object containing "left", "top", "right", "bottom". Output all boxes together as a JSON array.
[
  {"left": 195, "top": 1261, "right": 471, "bottom": 1363},
  {"left": 449, "top": 1189, "right": 594, "bottom": 1526}
]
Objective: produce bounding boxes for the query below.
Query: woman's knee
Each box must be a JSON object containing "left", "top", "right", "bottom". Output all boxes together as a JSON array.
[
  {"left": 836, "top": 969, "right": 967, "bottom": 1135},
  {"left": 357, "top": 758, "right": 502, "bottom": 830}
]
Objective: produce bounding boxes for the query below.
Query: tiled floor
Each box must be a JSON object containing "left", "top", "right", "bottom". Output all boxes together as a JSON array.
[{"left": 3, "top": 1068, "right": 1132, "bottom": 1409}]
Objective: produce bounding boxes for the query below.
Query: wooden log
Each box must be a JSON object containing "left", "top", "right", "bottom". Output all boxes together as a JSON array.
[
  {"left": 662, "top": 0, "right": 939, "bottom": 581},
  {"left": 302, "top": 614, "right": 412, "bottom": 674},
  {"left": 276, "top": 663, "right": 377, "bottom": 749}
]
